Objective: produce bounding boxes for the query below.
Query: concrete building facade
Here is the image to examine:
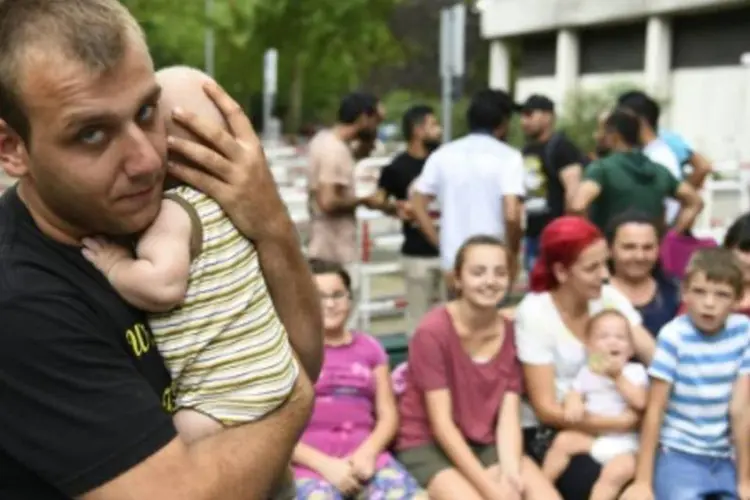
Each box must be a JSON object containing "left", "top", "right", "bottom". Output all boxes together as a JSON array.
[{"left": 479, "top": 0, "right": 750, "bottom": 161}]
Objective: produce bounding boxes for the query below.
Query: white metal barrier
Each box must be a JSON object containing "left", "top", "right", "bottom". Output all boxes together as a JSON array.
[
  {"left": 267, "top": 148, "right": 409, "bottom": 332},
  {"left": 693, "top": 160, "right": 750, "bottom": 242}
]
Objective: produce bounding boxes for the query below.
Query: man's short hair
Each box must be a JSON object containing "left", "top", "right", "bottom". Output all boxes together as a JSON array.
[
  {"left": 337, "top": 92, "right": 377, "bottom": 125},
  {"left": 684, "top": 248, "right": 744, "bottom": 298},
  {"left": 617, "top": 91, "right": 660, "bottom": 130},
  {"left": 605, "top": 108, "right": 641, "bottom": 148},
  {"left": 466, "top": 89, "right": 514, "bottom": 133},
  {"left": 401, "top": 105, "right": 434, "bottom": 141},
  {"left": 0, "top": 0, "right": 145, "bottom": 144}
]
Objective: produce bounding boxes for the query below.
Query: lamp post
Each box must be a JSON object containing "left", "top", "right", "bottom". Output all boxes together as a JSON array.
[
  {"left": 439, "top": 3, "right": 466, "bottom": 143},
  {"left": 204, "top": 0, "right": 215, "bottom": 77}
]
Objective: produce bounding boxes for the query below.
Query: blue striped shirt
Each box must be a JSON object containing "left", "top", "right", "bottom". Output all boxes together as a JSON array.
[{"left": 649, "top": 314, "right": 750, "bottom": 457}]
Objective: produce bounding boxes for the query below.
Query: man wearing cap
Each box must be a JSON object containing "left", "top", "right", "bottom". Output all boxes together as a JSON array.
[{"left": 519, "top": 94, "right": 585, "bottom": 270}]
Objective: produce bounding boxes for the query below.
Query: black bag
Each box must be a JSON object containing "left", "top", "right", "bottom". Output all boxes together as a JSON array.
[{"left": 526, "top": 426, "right": 557, "bottom": 464}]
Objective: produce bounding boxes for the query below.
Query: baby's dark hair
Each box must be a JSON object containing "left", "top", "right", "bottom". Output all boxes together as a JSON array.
[
  {"left": 308, "top": 258, "right": 352, "bottom": 292},
  {"left": 586, "top": 309, "right": 631, "bottom": 339}
]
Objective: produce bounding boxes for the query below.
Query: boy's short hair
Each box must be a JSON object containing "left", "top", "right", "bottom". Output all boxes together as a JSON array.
[
  {"left": 684, "top": 248, "right": 743, "bottom": 297},
  {"left": 586, "top": 309, "right": 631, "bottom": 338}
]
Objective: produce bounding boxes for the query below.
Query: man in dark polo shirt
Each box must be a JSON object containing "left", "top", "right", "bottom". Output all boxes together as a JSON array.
[
  {"left": 519, "top": 94, "right": 584, "bottom": 270},
  {"left": 370, "top": 105, "right": 442, "bottom": 334},
  {"left": 0, "top": 1, "right": 321, "bottom": 499}
]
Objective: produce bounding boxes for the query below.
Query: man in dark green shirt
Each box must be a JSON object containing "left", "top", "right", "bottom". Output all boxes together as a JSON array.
[{"left": 571, "top": 108, "right": 703, "bottom": 232}]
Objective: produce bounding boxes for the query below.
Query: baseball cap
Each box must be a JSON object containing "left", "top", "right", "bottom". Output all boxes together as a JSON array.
[{"left": 520, "top": 94, "right": 555, "bottom": 113}]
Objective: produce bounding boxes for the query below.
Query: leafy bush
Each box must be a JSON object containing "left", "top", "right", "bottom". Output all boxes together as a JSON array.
[{"left": 557, "top": 81, "right": 644, "bottom": 154}]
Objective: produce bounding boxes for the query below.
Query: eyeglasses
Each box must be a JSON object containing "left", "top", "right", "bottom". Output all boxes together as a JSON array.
[{"left": 319, "top": 291, "right": 350, "bottom": 302}]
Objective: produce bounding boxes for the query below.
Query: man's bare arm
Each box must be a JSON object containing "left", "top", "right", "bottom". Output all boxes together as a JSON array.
[
  {"left": 685, "top": 151, "right": 712, "bottom": 189},
  {"left": 502, "top": 195, "right": 523, "bottom": 260},
  {"left": 569, "top": 180, "right": 601, "bottom": 216},
  {"left": 410, "top": 191, "right": 438, "bottom": 248},
  {"left": 365, "top": 189, "right": 398, "bottom": 216},
  {"left": 559, "top": 164, "right": 582, "bottom": 211},
  {"left": 80, "top": 372, "right": 314, "bottom": 500},
  {"left": 255, "top": 217, "right": 324, "bottom": 382},
  {"left": 672, "top": 182, "right": 704, "bottom": 234},
  {"left": 316, "top": 183, "right": 366, "bottom": 215}
]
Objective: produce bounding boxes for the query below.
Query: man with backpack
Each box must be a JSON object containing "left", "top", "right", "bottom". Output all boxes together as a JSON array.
[{"left": 520, "top": 94, "right": 586, "bottom": 269}]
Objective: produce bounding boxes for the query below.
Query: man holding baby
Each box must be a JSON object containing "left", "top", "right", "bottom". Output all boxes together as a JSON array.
[{"left": 0, "top": 0, "right": 322, "bottom": 499}]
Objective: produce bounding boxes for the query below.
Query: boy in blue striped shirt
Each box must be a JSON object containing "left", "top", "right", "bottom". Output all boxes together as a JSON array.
[{"left": 623, "top": 248, "right": 750, "bottom": 500}]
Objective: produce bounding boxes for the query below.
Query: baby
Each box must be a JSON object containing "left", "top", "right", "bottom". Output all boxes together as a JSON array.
[
  {"left": 81, "top": 66, "right": 298, "bottom": 493},
  {"left": 542, "top": 309, "right": 648, "bottom": 500}
]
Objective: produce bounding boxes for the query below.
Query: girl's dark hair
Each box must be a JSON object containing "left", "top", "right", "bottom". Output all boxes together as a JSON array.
[
  {"left": 723, "top": 212, "right": 750, "bottom": 251},
  {"left": 605, "top": 210, "right": 665, "bottom": 279},
  {"left": 453, "top": 234, "right": 507, "bottom": 275},
  {"left": 308, "top": 259, "right": 352, "bottom": 292}
]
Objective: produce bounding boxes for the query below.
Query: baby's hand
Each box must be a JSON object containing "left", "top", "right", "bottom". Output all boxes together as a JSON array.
[
  {"left": 602, "top": 356, "right": 625, "bottom": 379},
  {"left": 563, "top": 398, "right": 585, "bottom": 423},
  {"left": 588, "top": 352, "right": 606, "bottom": 374},
  {"left": 81, "top": 237, "right": 132, "bottom": 278}
]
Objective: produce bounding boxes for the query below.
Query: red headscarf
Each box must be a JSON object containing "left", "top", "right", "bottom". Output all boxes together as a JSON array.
[{"left": 529, "top": 216, "right": 604, "bottom": 292}]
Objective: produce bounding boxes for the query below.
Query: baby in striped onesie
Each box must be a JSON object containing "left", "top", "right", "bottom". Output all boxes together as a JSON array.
[{"left": 81, "top": 66, "right": 298, "bottom": 446}]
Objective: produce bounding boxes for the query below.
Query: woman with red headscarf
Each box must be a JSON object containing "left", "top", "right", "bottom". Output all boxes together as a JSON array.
[{"left": 514, "top": 216, "right": 655, "bottom": 500}]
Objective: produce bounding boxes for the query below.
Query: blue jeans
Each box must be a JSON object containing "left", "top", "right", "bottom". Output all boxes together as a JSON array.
[
  {"left": 654, "top": 447, "right": 737, "bottom": 500},
  {"left": 524, "top": 237, "right": 539, "bottom": 271}
]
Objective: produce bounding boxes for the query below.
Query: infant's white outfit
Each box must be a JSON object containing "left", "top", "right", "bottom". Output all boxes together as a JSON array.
[{"left": 571, "top": 362, "right": 648, "bottom": 463}]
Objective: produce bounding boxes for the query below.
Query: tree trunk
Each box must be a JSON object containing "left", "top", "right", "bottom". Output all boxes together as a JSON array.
[{"left": 286, "top": 53, "right": 304, "bottom": 133}]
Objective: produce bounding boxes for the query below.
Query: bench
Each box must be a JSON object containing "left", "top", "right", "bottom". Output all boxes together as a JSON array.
[{"left": 377, "top": 332, "right": 409, "bottom": 369}]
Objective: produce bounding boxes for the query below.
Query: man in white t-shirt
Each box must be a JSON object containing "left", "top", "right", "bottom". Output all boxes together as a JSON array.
[{"left": 409, "top": 89, "right": 525, "bottom": 293}]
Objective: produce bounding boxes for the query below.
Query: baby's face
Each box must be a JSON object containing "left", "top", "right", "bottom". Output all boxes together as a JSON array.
[{"left": 587, "top": 314, "right": 633, "bottom": 365}]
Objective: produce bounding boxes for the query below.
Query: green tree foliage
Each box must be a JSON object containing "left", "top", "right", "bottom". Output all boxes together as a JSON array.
[
  {"left": 122, "top": 0, "right": 403, "bottom": 131},
  {"left": 557, "top": 81, "right": 643, "bottom": 154}
]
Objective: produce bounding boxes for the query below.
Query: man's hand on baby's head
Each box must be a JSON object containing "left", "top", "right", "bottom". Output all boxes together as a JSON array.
[
  {"left": 167, "top": 81, "right": 290, "bottom": 242},
  {"left": 81, "top": 237, "right": 132, "bottom": 278}
]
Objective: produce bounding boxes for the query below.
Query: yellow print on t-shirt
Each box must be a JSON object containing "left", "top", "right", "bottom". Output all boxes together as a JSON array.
[
  {"left": 524, "top": 154, "right": 548, "bottom": 214},
  {"left": 162, "top": 384, "right": 175, "bottom": 414},
  {"left": 125, "top": 322, "right": 152, "bottom": 358}
]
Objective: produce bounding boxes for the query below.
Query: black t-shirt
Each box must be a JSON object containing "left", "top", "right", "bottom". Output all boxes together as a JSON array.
[
  {"left": 377, "top": 152, "right": 438, "bottom": 257},
  {"left": 522, "top": 133, "right": 583, "bottom": 237},
  {"left": 0, "top": 187, "right": 175, "bottom": 498}
]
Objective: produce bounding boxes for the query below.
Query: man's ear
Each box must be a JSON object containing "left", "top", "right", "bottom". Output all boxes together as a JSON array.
[{"left": 0, "top": 120, "right": 29, "bottom": 178}]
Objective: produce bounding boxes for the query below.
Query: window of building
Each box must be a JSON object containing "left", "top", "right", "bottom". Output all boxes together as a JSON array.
[
  {"left": 580, "top": 23, "right": 646, "bottom": 74},
  {"left": 518, "top": 32, "right": 556, "bottom": 77},
  {"left": 672, "top": 6, "right": 750, "bottom": 68}
]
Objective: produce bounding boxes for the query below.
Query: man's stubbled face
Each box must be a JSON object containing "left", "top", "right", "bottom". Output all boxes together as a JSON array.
[{"left": 10, "top": 38, "right": 166, "bottom": 237}]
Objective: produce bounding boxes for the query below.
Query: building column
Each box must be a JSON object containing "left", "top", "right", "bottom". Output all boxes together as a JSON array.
[
  {"left": 644, "top": 16, "right": 672, "bottom": 99},
  {"left": 556, "top": 29, "right": 579, "bottom": 112},
  {"left": 488, "top": 38, "right": 511, "bottom": 91}
]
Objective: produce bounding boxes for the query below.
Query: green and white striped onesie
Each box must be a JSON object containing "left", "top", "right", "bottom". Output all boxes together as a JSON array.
[{"left": 150, "top": 185, "right": 298, "bottom": 424}]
